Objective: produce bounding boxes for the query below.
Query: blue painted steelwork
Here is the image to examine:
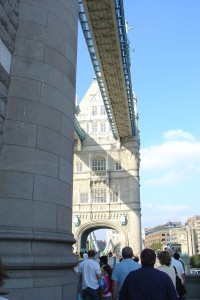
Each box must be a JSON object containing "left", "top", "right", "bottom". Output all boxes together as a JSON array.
[
  {"left": 79, "top": 0, "right": 119, "bottom": 140},
  {"left": 114, "top": 0, "right": 136, "bottom": 135},
  {"left": 78, "top": 0, "right": 136, "bottom": 137},
  {"left": 74, "top": 115, "right": 85, "bottom": 141}
]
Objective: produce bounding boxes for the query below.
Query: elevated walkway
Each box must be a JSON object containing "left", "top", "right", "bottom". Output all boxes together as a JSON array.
[{"left": 79, "top": 0, "right": 137, "bottom": 140}]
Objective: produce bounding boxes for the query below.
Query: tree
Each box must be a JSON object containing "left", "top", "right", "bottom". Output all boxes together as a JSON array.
[
  {"left": 150, "top": 242, "right": 162, "bottom": 252},
  {"left": 190, "top": 255, "right": 200, "bottom": 268}
]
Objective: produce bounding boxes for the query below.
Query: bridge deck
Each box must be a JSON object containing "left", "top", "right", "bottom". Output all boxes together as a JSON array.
[{"left": 79, "top": 0, "right": 136, "bottom": 140}]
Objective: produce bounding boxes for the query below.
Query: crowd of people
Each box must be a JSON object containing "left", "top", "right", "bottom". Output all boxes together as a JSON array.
[
  {"left": 77, "top": 247, "right": 186, "bottom": 300},
  {"left": 0, "top": 247, "right": 186, "bottom": 300}
]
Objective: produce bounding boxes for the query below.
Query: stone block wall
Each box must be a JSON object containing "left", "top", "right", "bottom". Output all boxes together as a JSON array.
[{"left": 0, "top": 1, "right": 79, "bottom": 298}]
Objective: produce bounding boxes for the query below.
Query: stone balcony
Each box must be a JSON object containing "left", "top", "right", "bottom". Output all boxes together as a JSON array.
[{"left": 90, "top": 171, "right": 109, "bottom": 182}]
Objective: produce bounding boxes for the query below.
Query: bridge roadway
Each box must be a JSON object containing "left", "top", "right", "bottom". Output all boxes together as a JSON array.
[{"left": 75, "top": 0, "right": 137, "bottom": 141}]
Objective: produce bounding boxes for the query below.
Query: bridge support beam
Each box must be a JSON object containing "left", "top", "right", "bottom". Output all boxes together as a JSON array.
[{"left": 0, "top": 1, "right": 79, "bottom": 299}]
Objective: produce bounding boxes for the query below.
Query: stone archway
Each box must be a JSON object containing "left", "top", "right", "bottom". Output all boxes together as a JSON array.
[{"left": 74, "top": 220, "right": 128, "bottom": 253}]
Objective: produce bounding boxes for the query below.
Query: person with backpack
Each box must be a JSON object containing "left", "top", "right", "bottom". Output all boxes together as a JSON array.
[{"left": 99, "top": 256, "right": 112, "bottom": 300}]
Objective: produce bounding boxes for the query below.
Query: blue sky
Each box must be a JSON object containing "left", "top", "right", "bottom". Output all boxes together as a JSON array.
[{"left": 76, "top": 0, "right": 200, "bottom": 231}]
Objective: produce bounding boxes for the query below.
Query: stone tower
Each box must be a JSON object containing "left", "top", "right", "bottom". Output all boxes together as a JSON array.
[
  {"left": 73, "top": 79, "right": 142, "bottom": 255},
  {"left": 0, "top": 1, "right": 79, "bottom": 299}
]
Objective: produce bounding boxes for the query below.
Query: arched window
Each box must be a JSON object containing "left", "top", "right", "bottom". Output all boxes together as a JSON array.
[{"left": 92, "top": 156, "right": 106, "bottom": 171}]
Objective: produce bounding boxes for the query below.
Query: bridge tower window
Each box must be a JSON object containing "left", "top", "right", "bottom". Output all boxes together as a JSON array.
[
  {"left": 77, "top": 162, "right": 83, "bottom": 172},
  {"left": 115, "top": 162, "right": 122, "bottom": 171},
  {"left": 110, "top": 190, "right": 119, "bottom": 202},
  {"left": 79, "top": 191, "right": 88, "bottom": 203},
  {"left": 92, "top": 122, "right": 98, "bottom": 133},
  {"left": 100, "top": 122, "right": 106, "bottom": 133},
  {"left": 92, "top": 106, "right": 97, "bottom": 115},
  {"left": 100, "top": 105, "right": 106, "bottom": 115},
  {"left": 91, "top": 188, "right": 106, "bottom": 203},
  {"left": 92, "top": 156, "right": 106, "bottom": 171}
]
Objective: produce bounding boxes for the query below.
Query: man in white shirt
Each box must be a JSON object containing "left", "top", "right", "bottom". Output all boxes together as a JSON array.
[
  {"left": 166, "top": 248, "right": 186, "bottom": 289},
  {"left": 78, "top": 249, "right": 101, "bottom": 300}
]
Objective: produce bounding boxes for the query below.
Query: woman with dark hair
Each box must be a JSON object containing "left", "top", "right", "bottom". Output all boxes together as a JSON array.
[
  {"left": 99, "top": 256, "right": 112, "bottom": 300},
  {"left": 157, "top": 251, "right": 177, "bottom": 289},
  {"left": 0, "top": 258, "right": 8, "bottom": 300}
]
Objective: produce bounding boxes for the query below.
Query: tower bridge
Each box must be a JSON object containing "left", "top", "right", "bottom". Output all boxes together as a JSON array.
[
  {"left": 0, "top": 0, "right": 141, "bottom": 299},
  {"left": 75, "top": 0, "right": 138, "bottom": 141},
  {"left": 73, "top": 1, "right": 141, "bottom": 255}
]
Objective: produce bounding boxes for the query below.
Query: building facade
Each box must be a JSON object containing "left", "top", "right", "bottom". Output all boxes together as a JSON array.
[
  {"left": 145, "top": 216, "right": 200, "bottom": 257},
  {"left": 145, "top": 222, "right": 182, "bottom": 249},
  {"left": 185, "top": 215, "right": 200, "bottom": 256},
  {"left": 73, "top": 79, "right": 142, "bottom": 255}
]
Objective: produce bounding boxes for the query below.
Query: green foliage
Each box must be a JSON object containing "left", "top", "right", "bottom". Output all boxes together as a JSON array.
[
  {"left": 190, "top": 255, "right": 200, "bottom": 268},
  {"left": 150, "top": 242, "right": 162, "bottom": 251}
]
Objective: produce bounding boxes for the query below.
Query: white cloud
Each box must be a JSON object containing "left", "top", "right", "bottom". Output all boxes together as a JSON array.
[
  {"left": 140, "top": 130, "right": 200, "bottom": 185},
  {"left": 163, "top": 129, "right": 195, "bottom": 141}
]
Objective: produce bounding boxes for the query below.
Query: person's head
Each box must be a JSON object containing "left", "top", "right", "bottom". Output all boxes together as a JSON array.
[
  {"left": 141, "top": 248, "right": 156, "bottom": 267},
  {"left": 173, "top": 252, "right": 180, "bottom": 260},
  {"left": 157, "top": 251, "right": 171, "bottom": 266},
  {"left": 100, "top": 255, "right": 108, "bottom": 266},
  {"left": 122, "top": 246, "right": 133, "bottom": 259},
  {"left": 166, "top": 248, "right": 174, "bottom": 257},
  {"left": 88, "top": 249, "right": 96, "bottom": 258}
]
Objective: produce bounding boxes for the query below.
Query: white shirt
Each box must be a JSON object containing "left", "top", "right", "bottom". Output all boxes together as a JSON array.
[
  {"left": 157, "top": 265, "right": 176, "bottom": 288},
  {"left": 171, "top": 257, "right": 184, "bottom": 276},
  {"left": 79, "top": 258, "right": 101, "bottom": 290}
]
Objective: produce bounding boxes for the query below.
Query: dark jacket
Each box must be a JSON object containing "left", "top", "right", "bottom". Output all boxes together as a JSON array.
[{"left": 119, "top": 266, "right": 178, "bottom": 300}]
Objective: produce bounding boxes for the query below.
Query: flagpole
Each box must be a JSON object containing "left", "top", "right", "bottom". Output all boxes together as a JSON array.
[{"left": 168, "top": 221, "right": 172, "bottom": 248}]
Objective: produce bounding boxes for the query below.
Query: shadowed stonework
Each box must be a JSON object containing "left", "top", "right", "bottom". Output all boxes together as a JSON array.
[{"left": 0, "top": 1, "right": 79, "bottom": 299}]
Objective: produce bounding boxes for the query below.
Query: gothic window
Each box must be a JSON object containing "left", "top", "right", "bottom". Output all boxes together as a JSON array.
[
  {"left": 92, "top": 106, "right": 97, "bottom": 116},
  {"left": 115, "top": 162, "right": 122, "bottom": 171},
  {"left": 92, "top": 156, "right": 106, "bottom": 171},
  {"left": 77, "top": 162, "right": 83, "bottom": 172},
  {"left": 91, "top": 188, "right": 106, "bottom": 203},
  {"left": 79, "top": 191, "right": 88, "bottom": 203},
  {"left": 100, "top": 122, "right": 106, "bottom": 133},
  {"left": 92, "top": 122, "right": 97, "bottom": 133},
  {"left": 100, "top": 105, "right": 106, "bottom": 115},
  {"left": 110, "top": 190, "right": 119, "bottom": 202}
]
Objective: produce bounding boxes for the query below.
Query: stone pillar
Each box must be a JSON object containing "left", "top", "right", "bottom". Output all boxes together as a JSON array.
[{"left": 0, "top": 1, "right": 79, "bottom": 299}]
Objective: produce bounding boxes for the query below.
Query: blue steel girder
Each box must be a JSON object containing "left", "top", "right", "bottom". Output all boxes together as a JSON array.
[
  {"left": 74, "top": 115, "right": 85, "bottom": 141},
  {"left": 79, "top": 0, "right": 137, "bottom": 139}
]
